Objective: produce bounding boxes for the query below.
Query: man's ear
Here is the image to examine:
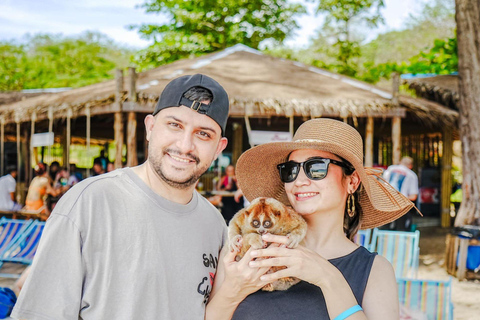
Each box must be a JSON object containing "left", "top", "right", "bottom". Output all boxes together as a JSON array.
[
  {"left": 213, "top": 137, "right": 228, "bottom": 160},
  {"left": 144, "top": 115, "right": 155, "bottom": 142}
]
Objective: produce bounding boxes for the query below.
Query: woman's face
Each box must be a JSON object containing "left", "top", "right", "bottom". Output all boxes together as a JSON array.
[{"left": 284, "top": 149, "right": 350, "bottom": 216}]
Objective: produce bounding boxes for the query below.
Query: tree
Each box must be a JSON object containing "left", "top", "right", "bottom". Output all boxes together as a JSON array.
[
  {"left": 131, "top": 0, "right": 305, "bottom": 70},
  {"left": 313, "top": 0, "right": 384, "bottom": 76},
  {"left": 454, "top": 0, "right": 480, "bottom": 226},
  {"left": 0, "top": 43, "right": 29, "bottom": 91}
]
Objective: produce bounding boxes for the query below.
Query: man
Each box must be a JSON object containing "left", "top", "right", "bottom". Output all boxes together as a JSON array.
[
  {"left": 0, "top": 167, "right": 21, "bottom": 212},
  {"left": 12, "top": 74, "right": 229, "bottom": 320},
  {"left": 382, "top": 156, "right": 419, "bottom": 231}
]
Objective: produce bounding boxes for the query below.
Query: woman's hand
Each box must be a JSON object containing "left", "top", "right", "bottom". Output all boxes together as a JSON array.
[
  {"left": 220, "top": 244, "right": 272, "bottom": 300},
  {"left": 248, "top": 233, "right": 336, "bottom": 288}
]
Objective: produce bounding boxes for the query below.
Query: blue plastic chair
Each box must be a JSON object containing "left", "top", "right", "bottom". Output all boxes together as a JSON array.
[
  {"left": 397, "top": 277, "right": 453, "bottom": 320},
  {"left": 0, "top": 218, "right": 33, "bottom": 256},
  {"left": 369, "top": 228, "right": 420, "bottom": 278},
  {"left": 354, "top": 229, "right": 372, "bottom": 248},
  {"left": 0, "top": 220, "right": 46, "bottom": 278}
]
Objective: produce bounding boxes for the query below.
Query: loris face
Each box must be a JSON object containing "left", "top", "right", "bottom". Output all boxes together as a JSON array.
[{"left": 242, "top": 198, "right": 286, "bottom": 235}]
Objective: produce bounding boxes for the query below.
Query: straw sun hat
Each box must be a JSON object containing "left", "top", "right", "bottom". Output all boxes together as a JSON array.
[{"left": 236, "top": 118, "right": 414, "bottom": 230}]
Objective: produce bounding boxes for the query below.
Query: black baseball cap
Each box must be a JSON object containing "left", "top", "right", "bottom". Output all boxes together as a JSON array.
[{"left": 153, "top": 74, "right": 229, "bottom": 135}]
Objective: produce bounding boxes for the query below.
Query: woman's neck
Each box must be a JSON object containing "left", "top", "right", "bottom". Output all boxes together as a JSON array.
[{"left": 302, "top": 211, "right": 357, "bottom": 259}]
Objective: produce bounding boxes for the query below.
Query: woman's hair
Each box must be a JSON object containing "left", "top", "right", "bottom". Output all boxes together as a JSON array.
[{"left": 339, "top": 156, "right": 363, "bottom": 241}]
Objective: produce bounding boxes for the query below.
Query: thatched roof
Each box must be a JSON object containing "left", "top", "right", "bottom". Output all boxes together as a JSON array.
[
  {"left": 0, "top": 44, "right": 458, "bottom": 127},
  {"left": 0, "top": 91, "right": 53, "bottom": 106},
  {"left": 405, "top": 75, "right": 459, "bottom": 111}
]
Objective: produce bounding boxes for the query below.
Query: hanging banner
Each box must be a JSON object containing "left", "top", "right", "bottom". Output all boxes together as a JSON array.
[
  {"left": 31, "top": 132, "right": 54, "bottom": 147},
  {"left": 250, "top": 131, "right": 292, "bottom": 145}
]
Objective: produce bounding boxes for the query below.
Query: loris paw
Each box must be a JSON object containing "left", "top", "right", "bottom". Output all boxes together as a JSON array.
[
  {"left": 285, "top": 233, "right": 302, "bottom": 248},
  {"left": 229, "top": 235, "right": 243, "bottom": 253}
]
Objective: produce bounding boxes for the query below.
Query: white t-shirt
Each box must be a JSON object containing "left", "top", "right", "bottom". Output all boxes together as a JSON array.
[
  {"left": 0, "top": 174, "right": 16, "bottom": 211},
  {"left": 383, "top": 164, "right": 419, "bottom": 198}
]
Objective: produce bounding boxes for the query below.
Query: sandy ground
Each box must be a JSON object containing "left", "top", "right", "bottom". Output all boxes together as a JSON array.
[
  {"left": 416, "top": 227, "right": 480, "bottom": 320},
  {"left": 0, "top": 227, "right": 478, "bottom": 319}
]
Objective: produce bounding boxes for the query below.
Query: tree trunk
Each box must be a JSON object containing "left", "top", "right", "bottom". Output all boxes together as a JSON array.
[{"left": 454, "top": 0, "right": 480, "bottom": 226}]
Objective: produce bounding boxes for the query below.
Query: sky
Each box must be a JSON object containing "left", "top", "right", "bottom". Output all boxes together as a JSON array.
[{"left": 0, "top": 0, "right": 421, "bottom": 49}]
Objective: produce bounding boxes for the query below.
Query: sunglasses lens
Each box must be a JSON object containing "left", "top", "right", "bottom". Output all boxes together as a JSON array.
[
  {"left": 306, "top": 160, "right": 328, "bottom": 180},
  {"left": 279, "top": 163, "right": 299, "bottom": 183}
]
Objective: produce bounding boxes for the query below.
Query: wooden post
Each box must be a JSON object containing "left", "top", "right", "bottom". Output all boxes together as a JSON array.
[
  {"left": 86, "top": 106, "right": 91, "bottom": 177},
  {"left": 66, "top": 108, "right": 72, "bottom": 172},
  {"left": 0, "top": 117, "right": 4, "bottom": 176},
  {"left": 365, "top": 117, "right": 374, "bottom": 167},
  {"left": 29, "top": 112, "right": 36, "bottom": 183},
  {"left": 114, "top": 69, "right": 124, "bottom": 169},
  {"left": 289, "top": 116, "right": 294, "bottom": 138},
  {"left": 392, "top": 72, "right": 400, "bottom": 105},
  {"left": 126, "top": 67, "right": 138, "bottom": 167},
  {"left": 441, "top": 128, "right": 454, "bottom": 227},
  {"left": 15, "top": 113, "right": 21, "bottom": 188},
  {"left": 244, "top": 114, "right": 253, "bottom": 148},
  {"left": 232, "top": 122, "right": 243, "bottom": 165},
  {"left": 457, "top": 237, "right": 469, "bottom": 280},
  {"left": 47, "top": 106, "right": 53, "bottom": 168},
  {"left": 392, "top": 117, "right": 401, "bottom": 165}
]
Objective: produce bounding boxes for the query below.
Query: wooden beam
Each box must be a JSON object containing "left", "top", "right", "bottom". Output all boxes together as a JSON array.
[
  {"left": 47, "top": 106, "right": 53, "bottom": 168},
  {"left": 127, "top": 112, "right": 137, "bottom": 167},
  {"left": 114, "top": 69, "right": 124, "bottom": 169},
  {"left": 392, "top": 72, "right": 400, "bottom": 105},
  {"left": 365, "top": 117, "right": 374, "bottom": 167},
  {"left": 66, "top": 108, "right": 72, "bottom": 172},
  {"left": 29, "top": 112, "right": 36, "bottom": 183},
  {"left": 289, "top": 116, "right": 294, "bottom": 137},
  {"left": 244, "top": 114, "right": 253, "bottom": 148},
  {"left": 15, "top": 113, "right": 21, "bottom": 189},
  {"left": 232, "top": 122, "right": 243, "bottom": 165},
  {"left": 441, "top": 128, "right": 454, "bottom": 227},
  {"left": 86, "top": 106, "right": 91, "bottom": 177},
  {"left": 126, "top": 67, "right": 138, "bottom": 167},
  {"left": 392, "top": 116, "right": 401, "bottom": 164}
]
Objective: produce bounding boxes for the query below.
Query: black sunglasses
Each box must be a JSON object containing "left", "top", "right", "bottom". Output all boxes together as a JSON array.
[{"left": 277, "top": 157, "right": 354, "bottom": 183}]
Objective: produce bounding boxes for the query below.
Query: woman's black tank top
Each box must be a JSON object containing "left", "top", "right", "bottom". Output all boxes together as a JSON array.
[{"left": 232, "top": 246, "right": 376, "bottom": 320}]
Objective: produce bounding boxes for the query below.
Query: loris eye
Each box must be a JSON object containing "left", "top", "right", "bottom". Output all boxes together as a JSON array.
[
  {"left": 252, "top": 220, "right": 260, "bottom": 228},
  {"left": 263, "top": 221, "right": 272, "bottom": 228}
]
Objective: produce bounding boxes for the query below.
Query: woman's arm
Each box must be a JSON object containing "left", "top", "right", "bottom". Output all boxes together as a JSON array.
[
  {"left": 206, "top": 246, "right": 270, "bottom": 320},
  {"left": 361, "top": 255, "right": 399, "bottom": 320}
]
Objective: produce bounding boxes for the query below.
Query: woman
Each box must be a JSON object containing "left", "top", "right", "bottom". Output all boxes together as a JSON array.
[
  {"left": 206, "top": 119, "right": 414, "bottom": 320},
  {"left": 217, "top": 164, "right": 243, "bottom": 222},
  {"left": 24, "top": 163, "right": 59, "bottom": 218}
]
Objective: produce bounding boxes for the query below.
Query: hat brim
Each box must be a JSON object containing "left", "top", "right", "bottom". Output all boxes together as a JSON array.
[{"left": 236, "top": 141, "right": 413, "bottom": 230}]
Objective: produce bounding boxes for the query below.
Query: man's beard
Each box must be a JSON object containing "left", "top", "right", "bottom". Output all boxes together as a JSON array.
[{"left": 149, "top": 147, "right": 209, "bottom": 190}]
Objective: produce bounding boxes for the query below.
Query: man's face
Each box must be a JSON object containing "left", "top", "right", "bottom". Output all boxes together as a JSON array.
[{"left": 145, "top": 106, "right": 227, "bottom": 190}]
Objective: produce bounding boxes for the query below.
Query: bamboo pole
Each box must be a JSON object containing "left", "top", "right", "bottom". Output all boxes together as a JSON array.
[
  {"left": 1, "top": 117, "right": 4, "bottom": 176},
  {"left": 15, "top": 113, "right": 21, "bottom": 188},
  {"left": 86, "top": 106, "right": 91, "bottom": 177},
  {"left": 441, "top": 128, "right": 453, "bottom": 227},
  {"left": 29, "top": 112, "right": 36, "bottom": 183},
  {"left": 232, "top": 122, "right": 243, "bottom": 165},
  {"left": 365, "top": 117, "right": 374, "bottom": 167},
  {"left": 289, "top": 116, "right": 294, "bottom": 138},
  {"left": 47, "top": 106, "right": 53, "bottom": 168},
  {"left": 392, "top": 117, "right": 401, "bottom": 164},
  {"left": 114, "top": 69, "right": 124, "bottom": 169},
  {"left": 66, "top": 108, "right": 72, "bottom": 173},
  {"left": 127, "top": 67, "right": 137, "bottom": 167}
]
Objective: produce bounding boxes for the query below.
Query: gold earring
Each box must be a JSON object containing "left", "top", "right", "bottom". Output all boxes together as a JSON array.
[{"left": 347, "top": 192, "right": 356, "bottom": 218}]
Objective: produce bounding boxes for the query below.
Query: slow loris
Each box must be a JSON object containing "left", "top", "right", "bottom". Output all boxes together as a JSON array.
[{"left": 228, "top": 197, "right": 307, "bottom": 291}]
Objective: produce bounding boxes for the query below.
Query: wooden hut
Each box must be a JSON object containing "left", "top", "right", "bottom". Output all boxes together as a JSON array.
[{"left": 0, "top": 44, "right": 458, "bottom": 226}]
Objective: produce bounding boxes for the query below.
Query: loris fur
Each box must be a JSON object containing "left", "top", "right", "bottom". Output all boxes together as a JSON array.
[{"left": 228, "top": 197, "right": 307, "bottom": 291}]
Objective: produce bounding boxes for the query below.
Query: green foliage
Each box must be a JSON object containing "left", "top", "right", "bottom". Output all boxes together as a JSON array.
[
  {"left": 313, "top": 0, "right": 384, "bottom": 76},
  {"left": 0, "top": 32, "right": 133, "bottom": 91},
  {"left": 131, "top": 0, "right": 305, "bottom": 70},
  {"left": 359, "top": 35, "right": 457, "bottom": 83}
]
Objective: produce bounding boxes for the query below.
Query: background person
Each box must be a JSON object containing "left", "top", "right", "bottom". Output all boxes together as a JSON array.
[
  {"left": 206, "top": 118, "right": 414, "bottom": 320},
  {"left": 0, "top": 167, "right": 22, "bottom": 212},
  {"left": 24, "top": 163, "right": 60, "bottom": 217},
  {"left": 217, "top": 164, "right": 243, "bottom": 222},
  {"left": 382, "top": 156, "right": 419, "bottom": 231}
]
